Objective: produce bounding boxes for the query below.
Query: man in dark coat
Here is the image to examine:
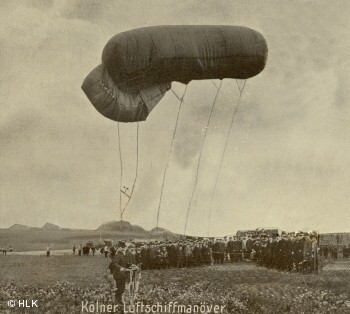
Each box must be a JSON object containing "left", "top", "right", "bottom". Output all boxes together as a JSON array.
[
  {"left": 218, "top": 239, "right": 226, "bottom": 263},
  {"left": 167, "top": 243, "right": 177, "bottom": 268},
  {"left": 108, "top": 241, "right": 129, "bottom": 303},
  {"left": 246, "top": 235, "right": 254, "bottom": 260},
  {"left": 283, "top": 234, "right": 293, "bottom": 271},
  {"left": 323, "top": 245, "right": 329, "bottom": 259},
  {"left": 212, "top": 240, "right": 219, "bottom": 264},
  {"left": 177, "top": 244, "right": 185, "bottom": 268},
  {"left": 293, "top": 233, "right": 305, "bottom": 272},
  {"left": 192, "top": 242, "right": 201, "bottom": 267},
  {"left": 140, "top": 244, "right": 149, "bottom": 269},
  {"left": 148, "top": 243, "right": 157, "bottom": 269},
  {"left": 226, "top": 238, "right": 234, "bottom": 262}
]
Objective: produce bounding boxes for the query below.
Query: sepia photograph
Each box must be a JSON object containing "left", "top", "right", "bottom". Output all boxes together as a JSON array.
[{"left": 1, "top": 0, "right": 350, "bottom": 313}]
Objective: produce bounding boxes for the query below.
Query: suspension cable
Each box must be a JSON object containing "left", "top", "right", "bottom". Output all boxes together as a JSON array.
[
  {"left": 120, "top": 121, "right": 140, "bottom": 220},
  {"left": 156, "top": 86, "right": 188, "bottom": 227},
  {"left": 207, "top": 80, "right": 246, "bottom": 236},
  {"left": 183, "top": 81, "right": 223, "bottom": 235},
  {"left": 117, "top": 122, "right": 123, "bottom": 220}
]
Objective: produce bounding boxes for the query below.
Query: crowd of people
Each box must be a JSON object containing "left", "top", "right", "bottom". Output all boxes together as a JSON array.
[
  {"left": 102, "top": 231, "right": 324, "bottom": 274},
  {"left": 79, "top": 229, "right": 350, "bottom": 304},
  {"left": 72, "top": 244, "right": 98, "bottom": 256},
  {"left": 319, "top": 245, "right": 349, "bottom": 259},
  {"left": 72, "top": 230, "right": 350, "bottom": 276},
  {"left": 250, "top": 232, "right": 319, "bottom": 273},
  {"left": 105, "top": 232, "right": 323, "bottom": 303}
]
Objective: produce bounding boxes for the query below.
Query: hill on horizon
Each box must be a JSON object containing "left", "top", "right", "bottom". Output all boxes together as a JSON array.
[
  {"left": 41, "top": 223, "right": 61, "bottom": 230},
  {"left": 96, "top": 220, "right": 146, "bottom": 233},
  {"left": 8, "top": 224, "right": 32, "bottom": 230},
  {"left": 1, "top": 220, "right": 179, "bottom": 252},
  {"left": 5, "top": 220, "right": 176, "bottom": 234},
  {"left": 150, "top": 226, "right": 175, "bottom": 236}
]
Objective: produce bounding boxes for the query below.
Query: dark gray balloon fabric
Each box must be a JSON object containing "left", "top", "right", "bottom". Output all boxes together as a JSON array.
[{"left": 82, "top": 25, "right": 268, "bottom": 122}]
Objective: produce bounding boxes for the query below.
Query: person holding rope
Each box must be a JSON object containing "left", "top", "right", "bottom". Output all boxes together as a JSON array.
[
  {"left": 124, "top": 244, "right": 142, "bottom": 301},
  {"left": 108, "top": 241, "right": 141, "bottom": 304},
  {"left": 108, "top": 241, "right": 129, "bottom": 304}
]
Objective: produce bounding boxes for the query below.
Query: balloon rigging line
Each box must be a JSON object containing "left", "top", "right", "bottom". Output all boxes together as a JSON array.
[
  {"left": 207, "top": 80, "right": 246, "bottom": 236},
  {"left": 117, "top": 122, "right": 123, "bottom": 220},
  {"left": 120, "top": 121, "right": 140, "bottom": 220},
  {"left": 171, "top": 89, "right": 183, "bottom": 101},
  {"left": 235, "top": 79, "right": 246, "bottom": 93},
  {"left": 107, "top": 70, "right": 126, "bottom": 221},
  {"left": 211, "top": 80, "right": 220, "bottom": 91},
  {"left": 117, "top": 82, "right": 146, "bottom": 220},
  {"left": 156, "top": 86, "right": 188, "bottom": 227},
  {"left": 116, "top": 70, "right": 144, "bottom": 221},
  {"left": 183, "top": 81, "right": 223, "bottom": 235}
]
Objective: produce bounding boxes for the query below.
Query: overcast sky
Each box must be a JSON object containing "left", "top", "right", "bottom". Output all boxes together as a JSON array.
[{"left": 1, "top": 0, "right": 349, "bottom": 235}]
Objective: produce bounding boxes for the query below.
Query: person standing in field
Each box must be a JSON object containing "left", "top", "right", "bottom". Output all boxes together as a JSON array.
[
  {"left": 73, "top": 244, "right": 76, "bottom": 255},
  {"left": 124, "top": 244, "right": 141, "bottom": 300},
  {"left": 324, "top": 245, "right": 329, "bottom": 260},
  {"left": 46, "top": 244, "right": 50, "bottom": 257},
  {"left": 108, "top": 241, "right": 129, "bottom": 304}
]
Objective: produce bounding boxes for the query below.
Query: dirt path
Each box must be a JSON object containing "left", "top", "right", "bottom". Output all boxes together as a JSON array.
[{"left": 8, "top": 249, "right": 71, "bottom": 256}]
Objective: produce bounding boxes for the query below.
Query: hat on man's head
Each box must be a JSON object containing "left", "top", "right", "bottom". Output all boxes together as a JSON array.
[{"left": 118, "top": 241, "right": 126, "bottom": 248}]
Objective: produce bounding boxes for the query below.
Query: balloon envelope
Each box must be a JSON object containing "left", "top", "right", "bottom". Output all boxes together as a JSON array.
[{"left": 82, "top": 25, "right": 268, "bottom": 122}]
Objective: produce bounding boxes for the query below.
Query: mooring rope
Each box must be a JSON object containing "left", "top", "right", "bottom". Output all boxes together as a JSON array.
[
  {"left": 120, "top": 121, "right": 140, "bottom": 220},
  {"left": 117, "top": 122, "right": 123, "bottom": 220},
  {"left": 207, "top": 80, "right": 246, "bottom": 236},
  {"left": 183, "top": 81, "right": 223, "bottom": 235},
  {"left": 156, "top": 86, "right": 188, "bottom": 227}
]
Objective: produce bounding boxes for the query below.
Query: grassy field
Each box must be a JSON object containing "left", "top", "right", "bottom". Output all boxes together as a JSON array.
[{"left": 1, "top": 254, "right": 350, "bottom": 313}]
